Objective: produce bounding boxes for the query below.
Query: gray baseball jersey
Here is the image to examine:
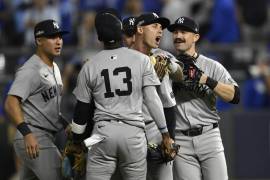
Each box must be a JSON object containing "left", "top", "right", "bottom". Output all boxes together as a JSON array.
[
  {"left": 143, "top": 49, "right": 177, "bottom": 123},
  {"left": 73, "top": 47, "right": 160, "bottom": 129},
  {"left": 8, "top": 54, "right": 64, "bottom": 137},
  {"left": 143, "top": 49, "right": 177, "bottom": 180},
  {"left": 10, "top": 54, "right": 64, "bottom": 179},
  {"left": 173, "top": 54, "right": 236, "bottom": 180},
  {"left": 174, "top": 54, "right": 238, "bottom": 130},
  {"left": 74, "top": 47, "right": 160, "bottom": 180}
]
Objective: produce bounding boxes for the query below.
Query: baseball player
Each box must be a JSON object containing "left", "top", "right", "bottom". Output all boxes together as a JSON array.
[
  {"left": 70, "top": 9, "right": 174, "bottom": 180},
  {"left": 132, "top": 13, "right": 183, "bottom": 180},
  {"left": 4, "top": 19, "right": 69, "bottom": 179},
  {"left": 167, "top": 16, "right": 240, "bottom": 180}
]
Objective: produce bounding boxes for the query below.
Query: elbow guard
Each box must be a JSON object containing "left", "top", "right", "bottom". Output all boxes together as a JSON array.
[{"left": 229, "top": 86, "right": 240, "bottom": 104}]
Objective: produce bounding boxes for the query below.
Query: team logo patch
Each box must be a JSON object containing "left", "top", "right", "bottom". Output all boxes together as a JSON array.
[
  {"left": 152, "top": 13, "right": 159, "bottom": 18},
  {"left": 177, "top": 17, "right": 184, "bottom": 24},
  {"left": 110, "top": 55, "right": 117, "bottom": 60},
  {"left": 53, "top": 21, "right": 60, "bottom": 29},
  {"left": 129, "top": 18, "right": 135, "bottom": 26}
]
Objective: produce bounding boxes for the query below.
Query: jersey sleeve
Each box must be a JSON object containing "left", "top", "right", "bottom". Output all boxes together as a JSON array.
[
  {"left": 8, "top": 67, "right": 40, "bottom": 102},
  {"left": 212, "top": 61, "right": 238, "bottom": 86},
  {"left": 73, "top": 63, "right": 92, "bottom": 103},
  {"left": 142, "top": 56, "right": 160, "bottom": 87},
  {"left": 157, "top": 75, "right": 176, "bottom": 108}
]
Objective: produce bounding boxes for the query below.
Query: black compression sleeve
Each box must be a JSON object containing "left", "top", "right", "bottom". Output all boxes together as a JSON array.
[
  {"left": 72, "top": 100, "right": 95, "bottom": 142},
  {"left": 164, "top": 106, "right": 177, "bottom": 139},
  {"left": 229, "top": 85, "right": 240, "bottom": 104}
]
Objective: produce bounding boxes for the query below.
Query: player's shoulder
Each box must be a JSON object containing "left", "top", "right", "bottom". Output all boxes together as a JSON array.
[
  {"left": 119, "top": 47, "right": 151, "bottom": 63},
  {"left": 17, "top": 55, "right": 40, "bottom": 72},
  {"left": 125, "top": 47, "right": 149, "bottom": 58},
  {"left": 198, "top": 54, "right": 226, "bottom": 70},
  {"left": 199, "top": 54, "right": 219, "bottom": 64}
]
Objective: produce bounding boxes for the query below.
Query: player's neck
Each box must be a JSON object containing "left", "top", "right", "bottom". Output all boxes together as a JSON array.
[
  {"left": 178, "top": 47, "right": 197, "bottom": 57},
  {"left": 36, "top": 50, "right": 54, "bottom": 67},
  {"left": 133, "top": 41, "right": 151, "bottom": 55}
]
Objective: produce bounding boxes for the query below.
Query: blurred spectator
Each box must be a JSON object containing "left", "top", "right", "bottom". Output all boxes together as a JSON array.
[
  {"left": 77, "top": 11, "right": 100, "bottom": 49},
  {"left": 205, "top": 0, "right": 240, "bottom": 43},
  {"left": 143, "top": 0, "right": 162, "bottom": 14},
  {"left": 0, "top": 0, "right": 7, "bottom": 44},
  {"left": 59, "top": 0, "right": 77, "bottom": 45},
  {"left": 191, "top": 0, "right": 213, "bottom": 39},
  {"left": 61, "top": 55, "right": 84, "bottom": 120},
  {"left": 0, "top": 107, "right": 17, "bottom": 180},
  {"left": 122, "top": 0, "right": 143, "bottom": 18},
  {"left": 10, "top": 0, "right": 31, "bottom": 46},
  {"left": 243, "top": 51, "right": 270, "bottom": 109},
  {"left": 24, "top": 0, "right": 60, "bottom": 45},
  {"left": 78, "top": 0, "right": 105, "bottom": 12},
  {"left": 237, "top": 0, "right": 269, "bottom": 44}
]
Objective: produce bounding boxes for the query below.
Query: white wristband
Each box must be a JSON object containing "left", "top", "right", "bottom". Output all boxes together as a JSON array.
[{"left": 71, "top": 120, "right": 86, "bottom": 134}]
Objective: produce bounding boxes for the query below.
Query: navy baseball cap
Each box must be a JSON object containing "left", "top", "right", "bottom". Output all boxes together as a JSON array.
[
  {"left": 167, "top": 17, "right": 199, "bottom": 34},
  {"left": 135, "top": 13, "right": 170, "bottom": 29},
  {"left": 34, "top": 19, "right": 68, "bottom": 38},
  {"left": 122, "top": 16, "right": 136, "bottom": 37}
]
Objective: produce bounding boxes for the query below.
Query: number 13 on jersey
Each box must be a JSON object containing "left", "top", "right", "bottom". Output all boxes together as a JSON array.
[{"left": 101, "top": 67, "right": 132, "bottom": 98}]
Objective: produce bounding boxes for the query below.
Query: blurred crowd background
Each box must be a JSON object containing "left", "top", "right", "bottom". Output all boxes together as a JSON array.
[{"left": 0, "top": 0, "right": 270, "bottom": 179}]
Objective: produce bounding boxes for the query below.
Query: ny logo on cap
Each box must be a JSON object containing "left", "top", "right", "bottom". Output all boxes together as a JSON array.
[
  {"left": 177, "top": 17, "right": 184, "bottom": 24},
  {"left": 129, "top": 18, "right": 135, "bottom": 26},
  {"left": 53, "top": 21, "right": 59, "bottom": 29},
  {"left": 152, "top": 13, "right": 159, "bottom": 18}
]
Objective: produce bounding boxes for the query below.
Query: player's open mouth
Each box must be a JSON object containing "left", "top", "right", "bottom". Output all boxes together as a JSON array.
[{"left": 155, "top": 36, "right": 161, "bottom": 43}]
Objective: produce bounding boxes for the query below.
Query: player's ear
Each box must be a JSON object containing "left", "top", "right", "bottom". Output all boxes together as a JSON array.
[
  {"left": 193, "top": 33, "right": 200, "bottom": 43},
  {"left": 36, "top": 37, "right": 42, "bottom": 46},
  {"left": 137, "top": 26, "right": 143, "bottom": 35}
]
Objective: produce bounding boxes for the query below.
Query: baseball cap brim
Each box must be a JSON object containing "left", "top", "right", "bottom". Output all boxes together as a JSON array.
[
  {"left": 167, "top": 24, "right": 197, "bottom": 33},
  {"left": 142, "top": 17, "right": 170, "bottom": 29}
]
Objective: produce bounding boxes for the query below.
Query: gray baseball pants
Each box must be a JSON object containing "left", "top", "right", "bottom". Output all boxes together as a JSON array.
[
  {"left": 13, "top": 131, "right": 62, "bottom": 180},
  {"left": 86, "top": 120, "right": 147, "bottom": 180},
  {"left": 173, "top": 127, "right": 228, "bottom": 180}
]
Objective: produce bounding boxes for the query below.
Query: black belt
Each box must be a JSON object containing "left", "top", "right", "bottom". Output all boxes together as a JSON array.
[
  {"left": 100, "top": 119, "right": 124, "bottom": 123},
  {"left": 145, "top": 121, "right": 154, "bottom": 125},
  {"left": 27, "top": 124, "right": 57, "bottom": 135},
  {"left": 181, "top": 123, "right": 219, "bottom": 137}
]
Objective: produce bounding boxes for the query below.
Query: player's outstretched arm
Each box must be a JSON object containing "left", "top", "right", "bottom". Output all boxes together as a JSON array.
[
  {"left": 143, "top": 86, "right": 168, "bottom": 133},
  {"left": 199, "top": 74, "right": 240, "bottom": 104},
  {"left": 143, "top": 86, "right": 174, "bottom": 154},
  {"left": 4, "top": 95, "right": 39, "bottom": 159}
]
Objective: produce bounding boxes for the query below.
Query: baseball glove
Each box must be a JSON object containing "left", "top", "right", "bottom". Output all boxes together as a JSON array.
[
  {"left": 147, "top": 143, "right": 180, "bottom": 164},
  {"left": 150, "top": 54, "right": 171, "bottom": 80},
  {"left": 177, "top": 54, "right": 203, "bottom": 84},
  {"left": 61, "top": 140, "right": 87, "bottom": 179}
]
